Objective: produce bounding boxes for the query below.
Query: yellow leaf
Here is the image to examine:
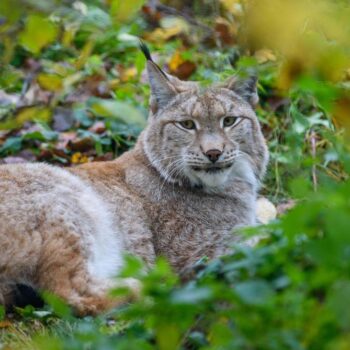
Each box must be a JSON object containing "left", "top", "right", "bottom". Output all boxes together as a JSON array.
[
  {"left": 120, "top": 67, "right": 138, "bottom": 82},
  {"left": 16, "top": 107, "right": 51, "bottom": 125},
  {"left": 145, "top": 17, "right": 189, "bottom": 42},
  {"left": 168, "top": 52, "right": 196, "bottom": 79},
  {"left": 168, "top": 52, "right": 185, "bottom": 72},
  {"left": 144, "top": 27, "right": 178, "bottom": 42},
  {"left": 71, "top": 152, "right": 89, "bottom": 164},
  {"left": 254, "top": 49, "right": 277, "bottom": 64},
  {"left": 19, "top": 14, "right": 58, "bottom": 54},
  {"left": 37, "top": 73, "right": 63, "bottom": 92},
  {"left": 0, "top": 106, "right": 52, "bottom": 129}
]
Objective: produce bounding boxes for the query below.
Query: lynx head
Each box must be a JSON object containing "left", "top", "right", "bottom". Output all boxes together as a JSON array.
[{"left": 141, "top": 44, "right": 268, "bottom": 192}]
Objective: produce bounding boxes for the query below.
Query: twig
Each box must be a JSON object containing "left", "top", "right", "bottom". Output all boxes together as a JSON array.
[{"left": 310, "top": 130, "right": 318, "bottom": 191}]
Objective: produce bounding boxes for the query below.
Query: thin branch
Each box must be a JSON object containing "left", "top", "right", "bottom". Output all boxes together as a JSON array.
[{"left": 310, "top": 129, "right": 318, "bottom": 191}]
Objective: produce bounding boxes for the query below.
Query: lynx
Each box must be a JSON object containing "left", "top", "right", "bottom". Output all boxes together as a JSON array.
[{"left": 0, "top": 44, "right": 268, "bottom": 315}]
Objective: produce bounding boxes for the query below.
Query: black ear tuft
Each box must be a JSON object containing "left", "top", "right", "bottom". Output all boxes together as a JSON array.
[
  {"left": 139, "top": 40, "right": 153, "bottom": 62},
  {"left": 140, "top": 39, "right": 170, "bottom": 81}
]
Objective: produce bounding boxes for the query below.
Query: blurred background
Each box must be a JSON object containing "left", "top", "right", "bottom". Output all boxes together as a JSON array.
[
  {"left": 1, "top": 2, "right": 350, "bottom": 349},
  {"left": 0, "top": 0, "right": 349, "bottom": 200}
]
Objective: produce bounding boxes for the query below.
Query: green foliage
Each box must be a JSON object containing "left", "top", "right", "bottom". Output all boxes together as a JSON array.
[
  {"left": 0, "top": 306, "right": 5, "bottom": 321},
  {"left": 89, "top": 98, "right": 146, "bottom": 127},
  {"left": 0, "top": 0, "right": 350, "bottom": 349},
  {"left": 19, "top": 14, "right": 58, "bottom": 54}
]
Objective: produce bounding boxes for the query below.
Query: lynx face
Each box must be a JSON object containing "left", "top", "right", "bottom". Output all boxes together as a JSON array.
[{"left": 143, "top": 58, "right": 268, "bottom": 191}]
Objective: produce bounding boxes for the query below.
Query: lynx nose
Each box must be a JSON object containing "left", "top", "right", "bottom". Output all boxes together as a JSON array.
[{"left": 205, "top": 149, "right": 222, "bottom": 163}]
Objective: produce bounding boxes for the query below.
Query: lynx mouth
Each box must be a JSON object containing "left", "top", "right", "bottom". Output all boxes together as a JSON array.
[{"left": 191, "top": 163, "right": 233, "bottom": 173}]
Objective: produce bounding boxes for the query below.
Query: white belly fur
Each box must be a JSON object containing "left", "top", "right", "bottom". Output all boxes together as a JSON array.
[
  {"left": 73, "top": 178, "right": 124, "bottom": 280},
  {"left": 28, "top": 164, "right": 124, "bottom": 281}
]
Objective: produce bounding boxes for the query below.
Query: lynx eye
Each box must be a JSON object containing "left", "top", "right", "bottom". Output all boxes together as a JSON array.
[
  {"left": 178, "top": 120, "right": 196, "bottom": 130},
  {"left": 223, "top": 116, "right": 240, "bottom": 128}
]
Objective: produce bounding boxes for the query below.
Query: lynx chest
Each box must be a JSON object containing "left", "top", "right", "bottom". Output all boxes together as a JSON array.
[{"left": 146, "top": 185, "right": 255, "bottom": 271}]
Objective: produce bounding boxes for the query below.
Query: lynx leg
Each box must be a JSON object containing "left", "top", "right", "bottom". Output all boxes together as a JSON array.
[{"left": 34, "top": 234, "right": 136, "bottom": 317}]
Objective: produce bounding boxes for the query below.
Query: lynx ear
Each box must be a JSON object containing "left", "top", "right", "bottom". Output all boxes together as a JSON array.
[
  {"left": 147, "top": 62, "right": 177, "bottom": 112},
  {"left": 225, "top": 75, "right": 259, "bottom": 107},
  {"left": 140, "top": 41, "right": 177, "bottom": 113}
]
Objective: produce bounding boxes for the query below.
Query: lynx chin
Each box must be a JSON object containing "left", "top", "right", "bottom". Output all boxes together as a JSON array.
[{"left": 0, "top": 44, "right": 268, "bottom": 315}]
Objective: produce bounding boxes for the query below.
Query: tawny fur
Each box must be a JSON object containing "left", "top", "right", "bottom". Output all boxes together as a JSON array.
[{"left": 0, "top": 59, "right": 268, "bottom": 315}]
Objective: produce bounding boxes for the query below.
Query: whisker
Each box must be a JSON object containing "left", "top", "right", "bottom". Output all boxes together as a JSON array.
[{"left": 156, "top": 158, "right": 185, "bottom": 199}]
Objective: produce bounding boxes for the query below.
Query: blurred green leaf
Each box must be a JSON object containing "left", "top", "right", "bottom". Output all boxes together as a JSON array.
[
  {"left": 110, "top": 0, "right": 145, "bottom": 22},
  {"left": 32, "top": 335, "right": 63, "bottom": 350},
  {"left": 171, "top": 286, "right": 212, "bottom": 305},
  {"left": 19, "top": 14, "right": 58, "bottom": 54},
  {"left": 0, "top": 305, "right": 5, "bottom": 320},
  {"left": 234, "top": 280, "right": 275, "bottom": 306},
  {"left": 37, "top": 73, "right": 63, "bottom": 91},
  {"left": 89, "top": 98, "right": 146, "bottom": 127},
  {"left": 42, "top": 292, "right": 72, "bottom": 319},
  {"left": 0, "top": 137, "right": 22, "bottom": 155},
  {"left": 327, "top": 280, "right": 350, "bottom": 329},
  {"left": 156, "top": 323, "right": 180, "bottom": 350},
  {"left": 0, "top": 106, "right": 52, "bottom": 130},
  {"left": 23, "top": 130, "right": 58, "bottom": 142}
]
